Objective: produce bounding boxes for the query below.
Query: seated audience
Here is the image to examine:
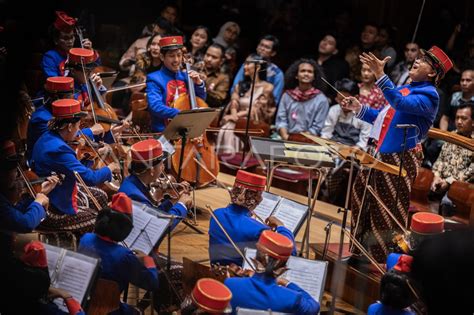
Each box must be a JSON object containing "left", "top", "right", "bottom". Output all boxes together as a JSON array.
[
  {"left": 345, "top": 23, "right": 379, "bottom": 81},
  {"left": 390, "top": 42, "right": 420, "bottom": 87},
  {"left": 359, "top": 63, "right": 388, "bottom": 110},
  {"left": 185, "top": 25, "right": 211, "bottom": 66}
]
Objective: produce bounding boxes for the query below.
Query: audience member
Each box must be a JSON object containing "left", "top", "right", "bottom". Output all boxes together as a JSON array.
[
  {"left": 359, "top": 63, "right": 388, "bottom": 110},
  {"left": 345, "top": 23, "right": 379, "bottom": 81},
  {"left": 203, "top": 43, "right": 230, "bottom": 108},
  {"left": 390, "top": 42, "right": 420, "bottom": 87}
]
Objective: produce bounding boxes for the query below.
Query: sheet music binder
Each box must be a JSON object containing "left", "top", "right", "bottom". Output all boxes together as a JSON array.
[
  {"left": 44, "top": 243, "right": 100, "bottom": 312},
  {"left": 123, "top": 201, "right": 173, "bottom": 254},
  {"left": 253, "top": 191, "right": 308, "bottom": 235},
  {"left": 242, "top": 248, "right": 328, "bottom": 303}
]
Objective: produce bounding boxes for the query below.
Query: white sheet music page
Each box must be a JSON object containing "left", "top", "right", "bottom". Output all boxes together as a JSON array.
[
  {"left": 132, "top": 214, "right": 170, "bottom": 254},
  {"left": 254, "top": 191, "right": 281, "bottom": 221},
  {"left": 123, "top": 205, "right": 153, "bottom": 249},
  {"left": 282, "top": 257, "right": 328, "bottom": 302},
  {"left": 242, "top": 247, "right": 257, "bottom": 270},
  {"left": 272, "top": 198, "right": 307, "bottom": 233}
]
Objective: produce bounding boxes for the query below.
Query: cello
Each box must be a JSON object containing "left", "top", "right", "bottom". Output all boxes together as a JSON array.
[{"left": 170, "top": 62, "right": 219, "bottom": 187}]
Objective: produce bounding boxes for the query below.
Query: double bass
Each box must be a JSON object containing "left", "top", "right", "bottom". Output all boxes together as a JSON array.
[{"left": 170, "top": 62, "right": 219, "bottom": 187}]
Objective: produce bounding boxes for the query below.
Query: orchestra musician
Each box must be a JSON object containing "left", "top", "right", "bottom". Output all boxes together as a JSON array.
[
  {"left": 118, "top": 138, "right": 192, "bottom": 230},
  {"left": 42, "top": 11, "right": 98, "bottom": 78},
  {"left": 208, "top": 170, "right": 295, "bottom": 266},
  {"left": 145, "top": 35, "right": 206, "bottom": 132},
  {"left": 224, "top": 230, "right": 319, "bottom": 314},
  {"left": 180, "top": 278, "right": 232, "bottom": 314},
  {"left": 341, "top": 46, "right": 453, "bottom": 263},
  {"left": 31, "top": 99, "right": 120, "bottom": 235},
  {"left": 78, "top": 193, "right": 158, "bottom": 315}
]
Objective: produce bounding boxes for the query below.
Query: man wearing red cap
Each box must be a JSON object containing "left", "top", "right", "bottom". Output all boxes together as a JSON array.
[
  {"left": 224, "top": 230, "right": 319, "bottom": 314},
  {"left": 32, "top": 99, "right": 120, "bottom": 235},
  {"left": 1, "top": 240, "right": 85, "bottom": 314},
  {"left": 146, "top": 35, "right": 206, "bottom": 132},
  {"left": 42, "top": 11, "right": 98, "bottom": 78},
  {"left": 180, "top": 278, "right": 232, "bottom": 314},
  {"left": 118, "top": 138, "right": 192, "bottom": 230},
  {"left": 208, "top": 170, "right": 295, "bottom": 266},
  {"left": 79, "top": 193, "right": 159, "bottom": 315},
  {"left": 341, "top": 46, "right": 453, "bottom": 263}
]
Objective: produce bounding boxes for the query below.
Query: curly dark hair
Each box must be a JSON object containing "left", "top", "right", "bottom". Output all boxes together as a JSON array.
[
  {"left": 283, "top": 58, "right": 327, "bottom": 93},
  {"left": 237, "top": 53, "right": 268, "bottom": 97}
]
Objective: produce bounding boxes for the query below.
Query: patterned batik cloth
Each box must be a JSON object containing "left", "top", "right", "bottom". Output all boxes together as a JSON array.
[{"left": 350, "top": 145, "right": 420, "bottom": 263}]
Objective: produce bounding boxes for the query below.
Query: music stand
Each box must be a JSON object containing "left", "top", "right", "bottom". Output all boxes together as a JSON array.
[{"left": 162, "top": 108, "right": 220, "bottom": 235}]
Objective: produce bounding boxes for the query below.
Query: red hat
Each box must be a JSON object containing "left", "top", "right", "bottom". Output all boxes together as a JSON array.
[
  {"left": 130, "top": 139, "right": 165, "bottom": 163},
  {"left": 51, "top": 99, "right": 86, "bottom": 118},
  {"left": 53, "top": 11, "right": 76, "bottom": 32},
  {"left": 257, "top": 230, "right": 293, "bottom": 261},
  {"left": 421, "top": 46, "right": 453, "bottom": 76},
  {"left": 45, "top": 76, "right": 74, "bottom": 93},
  {"left": 67, "top": 48, "right": 97, "bottom": 66},
  {"left": 234, "top": 170, "right": 266, "bottom": 191},
  {"left": 21, "top": 241, "right": 48, "bottom": 268},
  {"left": 393, "top": 254, "right": 413, "bottom": 273},
  {"left": 111, "top": 192, "right": 133, "bottom": 215},
  {"left": 410, "top": 212, "right": 444, "bottom": 235},
  {"left": 159, "top": 36, "right": 184, "bottom": 49},
  {"left": 191, "top": 278, "right": 232, "bottom": 313}
]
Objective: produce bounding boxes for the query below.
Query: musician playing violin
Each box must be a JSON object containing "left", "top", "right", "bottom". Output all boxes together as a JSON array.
[
  {"left": 208, "top": 170, "right": 295, "bottom": 267},
  {"left": 145, "top": 35, "right": 206, "bottom": 132},
  {"left": 31, "top": 99, "right": 120, "bottom": 236},
  {"left": 118, "top": 139, "right": 191, "bottom": 230},
  {"left": 0, "top": 140, "right": 59, "bottom": 260},
  {"left": 79, "top": 193, "right": 159, "bottom": 315},
  {"left": 42, "top": 11, "right": 98, "bottom": 78},
  {"left": 224, "top": 230, "right": 319, "bottom": 315}
]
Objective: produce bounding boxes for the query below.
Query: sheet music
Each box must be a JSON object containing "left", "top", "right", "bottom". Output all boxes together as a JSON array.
[
  {"left": 272, "top": 198, "right": 308, "bottom": 234},
  {"left": 242, "top": 247, "right": 257, "bottom": 270},
  {"left": 254, "top": 192, "right": 281, "bottom": 221},
  {"left": 44, "top": 244, "right": 99, "bottom": 312},
  {"left": 282, "top": 257, "right": 328, "bottom": 302},
  {"left": 123, "top": 206, "right": 152, "bottom": 248}
]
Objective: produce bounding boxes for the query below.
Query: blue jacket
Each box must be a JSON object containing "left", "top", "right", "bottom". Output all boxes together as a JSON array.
[
  {"left": 0, "top": 193, "right": 45, "bottom": 257},
  {"left": 118, "top": 174, "right": 187, "bottom": 230},
  {"left": 231, "top": 62, "right": 284, "bottom": 104},
  {"left": 146, "top": 67, "right": 206, "bottom": 132},
  {"left": 357, "top": 75, "right": 439, "bottom": 153},
  {"left": 225, "top": 273, "right": 320, "bottom": 315},
  {"left": 368, "top": 302, "right": 415, "bottom": 315},
  {"left": 31, "top": 131, "right": 112, "bottom": 215},
  {"left": 208, "top": 204, "right": 296, "bottom": 266},
  {"left": 41, "top": 49, "right": 67, "bottom": 78},
  {"left": 79, "top": 233, "right": 158, "bottom": 315},
  {"left": 27, "top": 105, "right": 94, "bottom": 161}
]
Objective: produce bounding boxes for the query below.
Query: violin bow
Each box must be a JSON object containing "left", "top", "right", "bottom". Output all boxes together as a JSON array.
[
  {"left": 17, "top": 165, "right": 36, "bottom": 198},
  {"left": 73, "top": 171, "right": 102, "bottom": 210},
  {"left": 342, "top": 228, "right": 385, "bottom": 275},
  {"left": 367, "top": 185, "right": 409, "bottom": 234},
  {"left": 205, "top": 205, "right": 257, "bottom": 272}
]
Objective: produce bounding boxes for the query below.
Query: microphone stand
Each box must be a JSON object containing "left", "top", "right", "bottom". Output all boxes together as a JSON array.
[{"left": 240, "top": 62, "right": 259, "bottom": 168}]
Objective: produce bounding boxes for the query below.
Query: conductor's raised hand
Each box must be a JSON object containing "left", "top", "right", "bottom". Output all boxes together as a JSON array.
[
  {"left": 340, "top": 96, "right": 362, "bottom": 113},
  {"left": 359, "top": 52, "right": 391, "bottom": 79}
]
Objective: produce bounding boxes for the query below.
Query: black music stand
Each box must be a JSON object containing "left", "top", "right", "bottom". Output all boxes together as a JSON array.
[{"left": 162, "top": 108, "right": 220, "bottom": 235}]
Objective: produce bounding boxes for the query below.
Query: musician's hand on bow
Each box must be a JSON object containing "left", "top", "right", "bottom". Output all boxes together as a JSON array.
[
  {"left": 359, "top": 52, "right": 390, "bottom": 79},
  {"left": 431, "top": 175, "right": 448, "bottom": 192},
  {"left": 41, "top": 175, "right": 60, "bottom": 195},
  {"left": 178, "top": 191, "right": 193, "bottom": 209},
  {"left": 35, "top": 193, "right": 49, "bottom": 208},
  {"left": 48, "top": 287, "right": 73, "bottom": 300},
  {"left": 276, "top": 277, "right": 290, "bottom": 287},
  {"left": 188, "top": 70, "right": 203, "bottom": 85},
  {"left": 223, "top": 113, "right": 239, "bottom": 123},
  {"left": 340, "top": 96, "right": 362, "bottom": 113},
  {"left": 90, "top": 123, "right": 105, "bottom": 136},
  {"left": 81, "top": 38, "right": 93, "bottom": 50},
  {"left": 132, "top": 249, "right": 147, "bottom": 263},
  {"left": 111, "top": 120, "right": 130, "bottom": 137},
  {"left": 90, "top": 73, "right": 103, "bottom": 88},
  {"left": 108, "top": 162, "right": 121, "bottom": 174},
  {"left": 266, "top": 216, "right": 284, "bottom": 229},
  {"left": 98, "top": 144, "right": 112, "bottom": 159}
]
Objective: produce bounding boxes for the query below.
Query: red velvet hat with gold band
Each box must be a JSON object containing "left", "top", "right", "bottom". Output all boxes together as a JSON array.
[
  {"left": 45, "top": 77, "right": 74, "bottom": 93},
  {"left": 21, "top": 241, "right": 48, "bottom": 268},
  {"left": 234, "top": 170, "right": 266, "bottom": 191},
  {"left": 130, "top": 139, "right": 167, "bottom": 163},
  {"left": 53, "top": 11, "right": 76, "bottom": 32},
  {"left": 257, "top": 230, "right": 293, "bottom": 261},
  {"left": 67, "top": 48, "right": 98, "bottom": 67},
  {"left": 421, "top": 46, "right": 453, "bottom": 76},
  {"left": 159, "top": 36, "right": 184, "bottom": 50},
  {"left": 51, "top": 99, "right": 86, "bottom": 118},
  {"left": 410, "top": 212, "right": 444, "bottom": 235},
  {"left": 191, "top": 278, "right": 232, "bottom": 313}
]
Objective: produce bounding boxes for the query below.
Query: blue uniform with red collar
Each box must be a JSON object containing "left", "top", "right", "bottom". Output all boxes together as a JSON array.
[
  {"left": 31, "top": 131, "right": 112, "bottom": 215},
  {"left": 356, "top": 75, "right": 439, "bottom": 153},
  {"left": 208, "top": 204, "right": 296, "bottom": 266},
  {"left": 41, "top": 49, "right": 67, "bottom": 78},
  {"left": 0, "top": 193, "right": 46, "bottom": 257},
  {"left": 225, "top": 273, "right": 320, "bottom": 315},
  {"left": 118, "top": 174, "right": 187, "bottom": 230},
  {"left": 79, "top": 233, "right": 158, "bottom": 315},
  {"left": 146, "top": 67, "right": 206, "bottom": 132}
]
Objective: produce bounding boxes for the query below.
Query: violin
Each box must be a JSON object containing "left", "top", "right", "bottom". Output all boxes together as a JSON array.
[
  {"left": 211, "top": 263, "right": 255, "bottom": 279},
  {"left": 170, "top": 61, "right": 220, "bottom": 187},
  {"left": 150, "top": 171, "right": 191, "bottom": 202},
  {"left": 17, "top": 167, "right": 64, "bottom": 199}
]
